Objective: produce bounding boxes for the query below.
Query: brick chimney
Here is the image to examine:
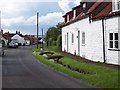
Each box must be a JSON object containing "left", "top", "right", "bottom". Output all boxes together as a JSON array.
[{"left": 16, "top": 31, "right": 17, "bottom": 34}]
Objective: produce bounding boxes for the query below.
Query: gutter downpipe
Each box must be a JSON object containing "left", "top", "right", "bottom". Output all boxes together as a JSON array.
[{"left": 102, "top": 18, "right": 106, "bottom": 63}]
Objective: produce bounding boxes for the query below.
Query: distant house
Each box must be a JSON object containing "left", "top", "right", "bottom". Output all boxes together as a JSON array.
[
  {"left": 0, "top": 30, "right": 8, "bottom": 46},
  {"left": 3, "top": 31, "right": 25, "bottom": 46},
  {"left": 11, "top": 34, "right": 25, "bottom": 46},
  {"left": 62, "top": 0, "right": 120, "bottom": 65},
  {"left": 24, "top": 35, "right": 37, "bottom": 45},
  {"left": 24, "top": 36, "right": 30, "bottom": 46}
]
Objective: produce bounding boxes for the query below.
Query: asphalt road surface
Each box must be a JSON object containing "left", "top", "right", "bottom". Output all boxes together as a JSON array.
[{"left": 2, "top": 46, "right": 94, "bottom": 88}]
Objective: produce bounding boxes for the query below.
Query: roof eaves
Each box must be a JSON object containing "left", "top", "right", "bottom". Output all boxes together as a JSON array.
[
  {"left": 62, "top": 14, "right": 89, "bottom": 27},
  {"left": 92, "top": 11, "right": 120, "bottom": 21}
]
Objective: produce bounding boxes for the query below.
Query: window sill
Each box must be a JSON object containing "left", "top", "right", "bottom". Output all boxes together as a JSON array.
[
  {"left": 112, "top": 9, "right": 120, "bottom": 12},
  {"left": 71, "top": 43, "right": 74, "bottom": 45},
  {"left": 82, "top": 44, "right": 85, "bottom": 46},
  {"left": 108, "top": 49, "right": 120, "bottom": 51}
]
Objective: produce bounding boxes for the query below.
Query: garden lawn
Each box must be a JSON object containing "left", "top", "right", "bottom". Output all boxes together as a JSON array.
[
  {"left": 32, "top": 50, "right": 119, "bottom": 88},
  {"left": 43, "top": 45, "right": 58, "bottom": 51}
]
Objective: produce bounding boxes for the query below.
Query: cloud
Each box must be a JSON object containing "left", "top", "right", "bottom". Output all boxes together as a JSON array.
[
  {"left": 2, "top": 16, "right": 25, "bottom": 26},
  {"left": 39, "top": 12, "right": 63, "bottom": 26},
  {"left": 58, "top": 0, "right": 71, "bottom": 12},
  {"left": 74, "top": 0, "right": 81, "bottom": 6},
  {"left": 2, "top": 12, "right": 63, "bottom": 27},
  {"left": 0, "top": 0, "right": 61, "bottom": 3},
  {"left": 25, "top": 15, "right": 37, "bottom": 25},
  {"left": 0, "top": 2, "right": 30, "bottom": 18}
]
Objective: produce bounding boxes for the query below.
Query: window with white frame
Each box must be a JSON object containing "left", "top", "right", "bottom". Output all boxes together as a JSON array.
[
  {"left": 71, "top": 33, "right": 74, "bottom": 44},
  {"left": 82, "top": 32, "right": 85, "bottom": 45},
  {"left": 112, "top": 0, "right": 120, "bottom": 11},
  {"left": 109, "top": 33, "right": 119, "bottom": 49}
]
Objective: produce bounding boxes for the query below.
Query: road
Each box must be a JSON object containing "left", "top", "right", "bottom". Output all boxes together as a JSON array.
[{"left": 2, "top": 46, "right": 94, "bottom": 88}]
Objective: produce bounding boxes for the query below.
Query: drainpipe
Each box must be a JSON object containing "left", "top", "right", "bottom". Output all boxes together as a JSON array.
[{"left": 102, "top": 18, "right": 106, "bottom": 63}]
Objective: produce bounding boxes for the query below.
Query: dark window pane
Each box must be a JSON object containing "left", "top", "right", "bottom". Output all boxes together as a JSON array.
[
  {"left": 72, "top": 34, "right": 74, "bottom": 43},
  {"left": 115, "top": 41, "right": 118, "bottom": 48},
  {"left": 118, "top": 1, "right": 120, "bottom": 9},
  {"left": 115, "top": 33, "right": 118, "bottom": 40},
  {"left": 82, "top": 32, "right": 85, "bottom": 44},
  {"left": 110, "top": 41, "right": 113, "bottom": 48},
  {"left": 110, "top": 33, "right": 113, "bottom": 40}
]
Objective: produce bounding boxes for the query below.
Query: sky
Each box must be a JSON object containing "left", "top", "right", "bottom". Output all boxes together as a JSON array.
[{"left": 0, "top": 0, "right": 81, "bottom": 35}]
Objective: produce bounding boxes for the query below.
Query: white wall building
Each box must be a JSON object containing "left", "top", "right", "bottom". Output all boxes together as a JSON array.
[
  {"left": 62, "top": 1, "right": 120, "bottom": 65},
  {"left": 11, "top": 34, "right": 25, "bottom": 46}
]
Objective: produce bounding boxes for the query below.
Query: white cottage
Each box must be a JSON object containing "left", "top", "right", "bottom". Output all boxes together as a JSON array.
[
  {"left": 11, "top": 34, "right": 25, "bottom": 46},
  {"left": 62, "top": 0, "right": 120, "bottom": 65}
]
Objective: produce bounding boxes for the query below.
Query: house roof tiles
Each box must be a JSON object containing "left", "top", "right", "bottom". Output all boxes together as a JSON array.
[
  {"left": 63, "top": 1, "right": 120, "bottom": 26},
  {"left": 86, "top": 0, "right": 103, "bottom": 14}
]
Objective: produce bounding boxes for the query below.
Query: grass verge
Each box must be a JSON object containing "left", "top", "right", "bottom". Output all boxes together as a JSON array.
[
  {"left": 43, "top": 45, "right": 59, "bottom": 51},
  {"left": 32, "top": 47, "right": 119, "bottom": 88}
]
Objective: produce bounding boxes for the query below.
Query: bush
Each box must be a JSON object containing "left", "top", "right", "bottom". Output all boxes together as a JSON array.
[
  {"left": 48, "top": 38, "right": 52, "bottom": 46},
  {"left": 57, "top": 35, "right": 62, "bottom": 51}
]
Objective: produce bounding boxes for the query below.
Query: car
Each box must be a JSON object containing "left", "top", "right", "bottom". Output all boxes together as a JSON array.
[
  {"left": 8, "top": 41, "right": 18, "bottom": 48},
  {"left": 25, "top": 40, "right": 30, "bottom": 46}
]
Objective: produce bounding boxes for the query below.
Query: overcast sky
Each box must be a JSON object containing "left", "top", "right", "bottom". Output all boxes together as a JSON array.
[{"left": 0, "top": 0, "right": 81, "bottom": 35}]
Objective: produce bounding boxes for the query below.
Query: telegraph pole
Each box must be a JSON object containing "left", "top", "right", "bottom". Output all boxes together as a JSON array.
[
  {"left": 42, "top": 28, "right": 43, "bottom": 47},
  {"left": 37, "top": 12, "right": 39, "bottom": 49}
]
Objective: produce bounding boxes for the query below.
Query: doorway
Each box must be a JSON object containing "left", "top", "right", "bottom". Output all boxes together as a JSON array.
[
  {"left": 78, "top": 31, "right": 80, "bottom": 55},
  {"left": 67, "top": 32, "right": 69, "bottom": 52}
]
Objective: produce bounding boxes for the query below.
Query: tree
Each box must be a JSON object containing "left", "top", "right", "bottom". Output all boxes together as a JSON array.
[
  {"left": 57, "top": 35, "right": 62, "bottom": 51},
  {"left": 45, "top": 27, "right": 60, "bottom": 45},
  {"left": 45, "top": 22, "right": 64, "bottom": 46},
  {"left": 56, "top": 22, "right": 64, "bottom": 34}
]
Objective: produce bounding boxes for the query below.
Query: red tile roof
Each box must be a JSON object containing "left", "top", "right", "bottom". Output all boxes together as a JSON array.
[
  {"left": 24, "top": 37, "right": 30, "bottom": 40},
  {"left": 63, "top": 1, "right": 120, "bottom": 26},
  {"left": 86, "top": 0, "right": 103, "bottom": 14},
  {"left": 94, "top": 11, "right": 120, "bottom": 19},
  {"left": 93, "top": 2, "right": 112, "bottom": 19}
]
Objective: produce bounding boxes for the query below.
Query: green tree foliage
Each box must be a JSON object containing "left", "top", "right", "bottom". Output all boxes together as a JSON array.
[
  {"left": 45, "top": 27, "right": 60, "bottom": 42},
  {"left": 48, "top": 38, "right": 52, "bottom": 46},
  {"left": 56, "top": 22, "right": 64, "bottom": 34},
  {"left": 45, "top": 22, "right": 64, "bottom": 46}
]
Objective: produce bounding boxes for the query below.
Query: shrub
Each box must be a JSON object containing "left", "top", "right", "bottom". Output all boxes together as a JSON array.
[{"left": 57, "top": 35, "right": 62, "bottom": 51}]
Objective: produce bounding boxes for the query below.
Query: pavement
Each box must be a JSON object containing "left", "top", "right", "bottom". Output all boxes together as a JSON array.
[{"left": 2, "top": 46, "right": 95, "bottom": 88}]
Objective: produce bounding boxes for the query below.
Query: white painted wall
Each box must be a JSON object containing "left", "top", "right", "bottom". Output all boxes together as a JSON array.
[
  {"left": 84, "top": 20, "right": 103, "bottom": 62},
  {"left": 104, "top": 17, "right": 119, "bottom": 65},
  {"left": 118, "top": 17, "right": 120, "bottom": 65},
  {"left": 62, "top": 16, "right": 120, "bottom": 65}
]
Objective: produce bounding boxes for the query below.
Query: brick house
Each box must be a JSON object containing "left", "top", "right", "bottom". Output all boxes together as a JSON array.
[{"left": 24, "top": 35, "right": 37, "bottom": 45}]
